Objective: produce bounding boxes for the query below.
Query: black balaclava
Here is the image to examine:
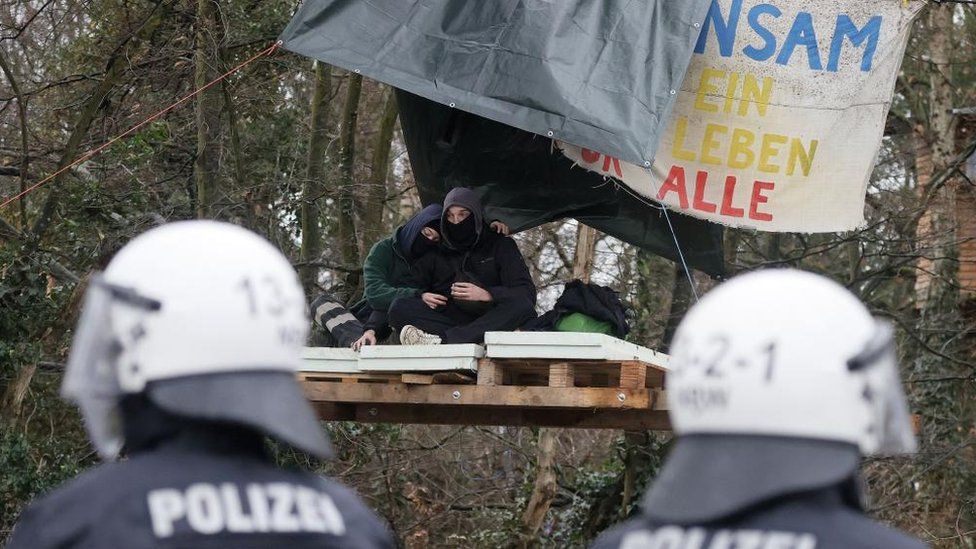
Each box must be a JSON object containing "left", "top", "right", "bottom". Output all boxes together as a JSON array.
[
  {"left": 441, "top": 187, "right": 486, "bottom": 251},
  {"left": 396, "top": 204, "right": 442, "bottom": 260},
  {"left": 445, "top": 215, "right": 478, "bottom": 249},
  {"left": 410, "top": 218, "right": 440, "bottom": 258}
]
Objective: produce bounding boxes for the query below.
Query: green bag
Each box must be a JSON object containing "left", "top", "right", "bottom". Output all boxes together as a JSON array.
[{"left": 554, "top": 312, "right": 613, "bottom": 335}]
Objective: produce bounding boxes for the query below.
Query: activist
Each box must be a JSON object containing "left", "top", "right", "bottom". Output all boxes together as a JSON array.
[
  {"left": 312, "top": 204, "right": 442, "bottom": 349},
  {"left": 389, "top": 187, "right": 536, "bottom": 344},
  {"left": 8, "top": 221, "right": 394, "bottom": 549},
  {"left": 591, "top": 269, "right": 923, "bottom": 549},
  {"left": 312, "top": 205, "right": 511, "bottom": 350}
]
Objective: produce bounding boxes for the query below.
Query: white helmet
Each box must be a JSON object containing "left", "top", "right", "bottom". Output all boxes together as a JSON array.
[
  {"left": 643, "top": 269, "right": 916, "bottom": 523},
  {"left": 62, "top": 221, "right": 331, "bottom": 460}
]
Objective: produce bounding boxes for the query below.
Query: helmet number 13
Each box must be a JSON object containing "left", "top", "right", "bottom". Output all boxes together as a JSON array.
[{"left": 238, "top": 276, "right": 287, "bottom": 317}]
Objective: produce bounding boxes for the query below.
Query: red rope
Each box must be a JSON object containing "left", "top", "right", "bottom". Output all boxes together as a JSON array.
[{"left": 0, "top": 40, "right": 281, "bottom": 211}]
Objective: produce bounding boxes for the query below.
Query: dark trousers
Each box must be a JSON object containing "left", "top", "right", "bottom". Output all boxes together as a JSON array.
[{"left": 388, "top": 294, "right": 535, "bottom": 344}]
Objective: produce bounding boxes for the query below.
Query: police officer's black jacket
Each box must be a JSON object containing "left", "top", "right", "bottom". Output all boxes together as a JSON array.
[
  {"left": 8, "top": 427, "right": 395, "bottom": 549},
  {"left": 590, "top": 486, "right": 926, "bottom": 549}
]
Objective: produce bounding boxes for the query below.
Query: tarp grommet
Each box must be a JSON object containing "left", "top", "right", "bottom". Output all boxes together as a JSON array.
[
  {"left": 546, "top": 130, "right": 554, "bottom": 137},
  {"left": 449, "top": 102, "right": 456, "bottom": 108},
  {"left": 669, "top": 89, "right": 676, "bottom": 95}
]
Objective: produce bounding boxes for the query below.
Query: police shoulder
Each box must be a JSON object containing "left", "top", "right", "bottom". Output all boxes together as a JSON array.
[{"left": 7, "top": 462, "right": 123, "bottom": 549}]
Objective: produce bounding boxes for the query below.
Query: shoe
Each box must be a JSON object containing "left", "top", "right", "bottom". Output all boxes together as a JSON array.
[{"left": 399, "top": 325, "right": 442, "bottom": 345}]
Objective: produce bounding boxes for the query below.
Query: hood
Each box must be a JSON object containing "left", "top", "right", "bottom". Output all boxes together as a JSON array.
[
  {"left": 396, "top": 204, "right": 443, "bottom": 259},
  {"left": 441, "top": 187, "right": 486, "bottom": 250}
]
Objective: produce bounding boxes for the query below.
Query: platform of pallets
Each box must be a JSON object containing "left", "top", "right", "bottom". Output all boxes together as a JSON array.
[{"left": 299, "top": 332, "right": 670, "bottom": 430}]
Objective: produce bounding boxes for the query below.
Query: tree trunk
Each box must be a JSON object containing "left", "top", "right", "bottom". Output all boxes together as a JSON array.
[
  {"left": 300, "top": 62, "right": 333, "bottom": 294},
  {"left": 194, "top": 0, "right": 223, "bottom": 219},
  {"left": 520, "top": 223, "right": 599, "bottom": 544},
  {"left": 336, "top": 71, "right": 363, "bottom": 299},
  {"left": 519, "top": 426, "right": 558, "bottom": 546},
  {"left": 222, "top": 81, "right": 250, "bottom": 228},
  {"left": 662, "top": 269, "right": 692, "bottom": 352},
  {"left": 912, "top": 2, "right": 961, "bottom": 445},
  {"left": 358, "top": 87, "right": 399, "bottom": 255},
  {"left": 620, "top": 430, "right": 652, "bottom": 518},
  {"left": 0, "top": 51, "right": 29, "bottom": 228}
]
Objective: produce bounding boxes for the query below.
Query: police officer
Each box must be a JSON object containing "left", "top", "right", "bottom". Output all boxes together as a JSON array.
[
  {"left": 9, "top": 221, "right": 395, "bottom": 548},
  {"left": 592, "top": 269, "right": 925, "bottom": 549}
]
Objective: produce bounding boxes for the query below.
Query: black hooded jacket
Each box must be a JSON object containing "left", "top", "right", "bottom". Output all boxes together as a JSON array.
[{"left": 409, "top": 188, "right": 536, "bottom": 306}]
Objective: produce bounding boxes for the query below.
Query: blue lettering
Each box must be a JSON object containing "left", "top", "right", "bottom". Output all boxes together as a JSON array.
[
  {"left": 694, "top": 0, "right": 743, "bottom": 57},
  {"left": 827, "top": 15, "right": 882, "bottom": 72},
  {"left": 743, "top": 4, "right": 781, "bottom": 61},
  {"left": 775, "top": 12, "right": 823, "bottom": 70}
]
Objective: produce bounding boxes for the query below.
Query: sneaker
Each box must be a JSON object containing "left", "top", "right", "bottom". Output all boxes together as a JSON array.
[{"left": 399, "top": 325, "right": 442, "bottom": 345}]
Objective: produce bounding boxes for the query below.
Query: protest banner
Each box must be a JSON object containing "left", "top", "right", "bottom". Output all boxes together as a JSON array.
[{"left": 561, "top": 0, "right": 922, "bottom": 232}]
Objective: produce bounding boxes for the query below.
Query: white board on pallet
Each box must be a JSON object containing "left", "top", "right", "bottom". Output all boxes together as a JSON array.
[
  {"left": 484, "top": 332, "right": 669, "bottom": 369},
  {"left": 300, "top": 347, "right": 362, "bottom": 373},
  {"left": 358, "top": 344, "right": 484, "bottom": 371}
]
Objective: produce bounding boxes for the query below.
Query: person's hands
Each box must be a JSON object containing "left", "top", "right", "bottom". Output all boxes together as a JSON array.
[
  {"left": 451, "top": 282, "right": 493, "bottom": 302},
  {"left": 351, "top": 330, "right": 376, "bottom": 351},
  {"left": 489, "top": 220, "right": 510, "bottom": 236},
  {"left": 421, "top": 292, "right": 448, "bottom": 309}
]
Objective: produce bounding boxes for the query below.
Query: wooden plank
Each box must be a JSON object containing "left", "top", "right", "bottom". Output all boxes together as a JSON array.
[
  {"left": 298, "top": 372, "right": 400, "bottom": 382},
  {"left": 303, "top": 381, "right": 656, "bottom": 409},
  {"left": 618, "top": 361, "right": 646, "bottom": 389},
  {"left": 548, "top": 362, "right": 575, "bottom": 388},
  {"left": 476, "top": 358, "right": 505, "bottom": 386},
  {"left": 313, "top": 403, "right": 671, "bottom": 430},
  {"left": 401, "top": 373, "right": 434, "bottom": 385},
  {"left": 432, "top": 371, "right": 476, "bottom": 385},
  {"left": 400, "top": 372, "right": 475, "bottom": 385}
]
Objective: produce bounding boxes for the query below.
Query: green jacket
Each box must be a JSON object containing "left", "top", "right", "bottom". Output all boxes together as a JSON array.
[{"left": 361, "top": 234, "right": 418, "bottom": 311}]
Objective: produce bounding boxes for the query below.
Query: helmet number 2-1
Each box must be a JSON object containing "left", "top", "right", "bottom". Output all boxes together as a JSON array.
[
  {"left": 237, "top": 275, "right": 288, "bottom": 317},
  {"left": 680, "top": 334, "right": 778, "bottom": 383}
]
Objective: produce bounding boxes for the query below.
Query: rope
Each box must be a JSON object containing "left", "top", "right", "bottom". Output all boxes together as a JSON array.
[
  {"left": 660, "top": 202, "right": 701, "bottom": 301},
  {"left": 614, "top": 168, "right": 702, "bottom": 302},
  {"left": 0, "top": 41, "right": 281, "bottom": 210}
]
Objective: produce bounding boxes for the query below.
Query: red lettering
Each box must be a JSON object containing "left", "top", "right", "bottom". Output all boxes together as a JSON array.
[
  {"left": 720, "top": 175, "right": 745, "bottom": 218},
  {"left": 692, "top": 171, "right": 718, "bottom": 213},
  {"left": 581, "top": 148, "right": 601, "bottom": 164},
  {"left": 749, "top": 181, "right": 774, "bottom": 221},
  {"left": 602, "top": 155, "right": 623, "bottom": 178},
  {"left": 657, "top": 166, "right": 689, "bottom": 209}
]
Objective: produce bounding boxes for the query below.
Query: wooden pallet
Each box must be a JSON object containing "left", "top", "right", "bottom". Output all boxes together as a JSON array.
[{"left": 301, "top": 356, "right": 670, "bottom": 430}]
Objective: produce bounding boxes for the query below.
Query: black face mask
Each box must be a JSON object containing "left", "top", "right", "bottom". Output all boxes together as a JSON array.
[
  {"left": 446, "top": 215, "right": 478, "bottom": 249},
  {"left": 410, "top": 233, "right": 437, "bottom": 259}
]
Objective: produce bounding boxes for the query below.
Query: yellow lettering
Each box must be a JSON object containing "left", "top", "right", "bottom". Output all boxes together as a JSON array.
[
  {"left": 727, "top": 129, "right": 756, "bottom": 169},
  {"left": 739, "top": 75, "right": 774, "bottom": 117},
  {"left": 758, "top": 134, "right": 788, "bottom": 173},
  {"left": 694, "top": 68, "right": 724, "bottom": 113},
  {"left": 786, "top": 139, "right": 818, "bottom": 176},
  {"left": 723, "top": 72, "right": 739, "bottom": 114},
  {"left": 700, "top": 124, "right": 728, "bottom": 166},
  {"left": 672, "top": 117, "right": 697, "bottom": 161}
]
